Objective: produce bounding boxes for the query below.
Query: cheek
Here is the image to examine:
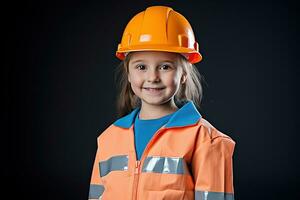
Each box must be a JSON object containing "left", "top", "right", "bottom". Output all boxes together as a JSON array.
[
  {"left": 163, "top": 73, "right": 180, "bottom": 86},
  {"left": 128, "top": 73, "right": 143, "bottom": 87}
]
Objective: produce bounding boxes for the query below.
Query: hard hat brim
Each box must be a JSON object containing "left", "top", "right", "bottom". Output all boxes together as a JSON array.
[{"left": 116, "top": 45, "right": 202, "bottom": 64}]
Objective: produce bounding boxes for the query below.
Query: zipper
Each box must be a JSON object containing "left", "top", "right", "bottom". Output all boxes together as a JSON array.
[
  {"left": 132, "top": 160, "right": 141, "bottom": 200},
  {"left": 132, "top": 128, "right": 165, "bottom": 200}
]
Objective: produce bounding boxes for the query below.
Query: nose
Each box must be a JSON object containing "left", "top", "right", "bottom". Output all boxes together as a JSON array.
[{"left": 146, "top": 69, "right": 160, "bottom": 82}]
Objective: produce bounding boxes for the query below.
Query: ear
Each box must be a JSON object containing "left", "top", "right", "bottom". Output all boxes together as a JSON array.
[
  {"left": 128, "top": 74, "right": 131, "bottom": 83},
  {"left": 181, "top": 74, "right": 187, "bottom": 84}
]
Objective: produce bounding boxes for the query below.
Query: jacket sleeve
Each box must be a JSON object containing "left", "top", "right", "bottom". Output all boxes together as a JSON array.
[
  {"left": 191, "top": 125, "right": 236, "bottom": 200},
  {"left": 88, "top": 137, "right": 105, "bottom": 200}
]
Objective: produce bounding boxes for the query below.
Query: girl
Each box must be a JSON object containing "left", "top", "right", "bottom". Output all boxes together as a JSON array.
[{"left": 88, "top": 6, "right": 235, "bottom": 200}]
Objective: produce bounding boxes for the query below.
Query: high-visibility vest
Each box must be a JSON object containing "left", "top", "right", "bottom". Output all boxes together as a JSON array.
[{"left": 88, "top": 101, "right": 235, "bottom": 200}]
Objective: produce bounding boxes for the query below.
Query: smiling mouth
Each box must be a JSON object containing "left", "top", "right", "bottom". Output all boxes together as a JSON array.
[{"left": 143, "top": 87, "right": 165, "bottom": 91}]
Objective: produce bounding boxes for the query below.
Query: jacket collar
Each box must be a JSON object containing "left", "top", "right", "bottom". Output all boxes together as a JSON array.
[{"left": 113, "top": 101, "right": 201, "bottom": 129}]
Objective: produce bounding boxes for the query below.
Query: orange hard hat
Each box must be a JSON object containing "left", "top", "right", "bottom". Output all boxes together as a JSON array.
[{"left": 116, "top": 6, "right": 202, "bottom": 64}]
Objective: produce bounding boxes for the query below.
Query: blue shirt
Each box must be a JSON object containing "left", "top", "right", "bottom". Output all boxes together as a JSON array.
[{"left": 134, "top": 111, "right": 174, "bottom": 160}]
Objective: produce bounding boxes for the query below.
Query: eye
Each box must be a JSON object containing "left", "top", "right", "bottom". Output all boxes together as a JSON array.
[
  {"left": 160, "top": 64, "right": 172, "bottom": 70},
  {"left": 136, "top": 64, "right": 146, "bottom": 70}
]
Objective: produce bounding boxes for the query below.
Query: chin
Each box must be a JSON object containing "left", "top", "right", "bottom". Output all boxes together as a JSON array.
[{"left": 141, "top": 97, "right": 173, "bottom": 106}]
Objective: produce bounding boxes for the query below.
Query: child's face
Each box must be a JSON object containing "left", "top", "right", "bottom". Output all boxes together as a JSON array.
[{"left": 128, "top": 51, "right": 186, "bottom": 107}]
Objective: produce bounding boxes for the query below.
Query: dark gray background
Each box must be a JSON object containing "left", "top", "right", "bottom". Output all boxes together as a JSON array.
[{"left": 6, "top": 0, "right": 299, "bottom": 199}]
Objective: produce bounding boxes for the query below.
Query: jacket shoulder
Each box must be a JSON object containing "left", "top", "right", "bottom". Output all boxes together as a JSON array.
[
  {"left": 197, "top": 117, "right": 235, "bottom": 145},
  {"left": 96, "top": 123, "right": 125, "bottom": 143}
]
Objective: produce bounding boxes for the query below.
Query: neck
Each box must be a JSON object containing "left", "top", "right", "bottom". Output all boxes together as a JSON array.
[{"left": 139, "top": 100, "right": 178, "bottom": 120}]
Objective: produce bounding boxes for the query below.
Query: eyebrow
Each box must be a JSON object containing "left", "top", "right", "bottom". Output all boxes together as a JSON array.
[
  {"left": 130, "top": 60, "right": 175, "bottom": 64},
  {"left": 130, "top": 60, "right": 144, "bottom": 64}
]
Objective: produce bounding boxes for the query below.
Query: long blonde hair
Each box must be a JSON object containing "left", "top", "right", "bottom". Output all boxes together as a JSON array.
[{"left": 115, "top": 53, "right": 204, "bottom": 117}]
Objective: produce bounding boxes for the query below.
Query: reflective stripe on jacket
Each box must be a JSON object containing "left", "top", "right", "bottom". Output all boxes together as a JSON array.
[{"left": 89, "top": 101, "right": 236, "bottom": 200}]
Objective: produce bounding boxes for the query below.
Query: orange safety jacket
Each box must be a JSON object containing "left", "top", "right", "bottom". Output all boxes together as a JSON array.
[{"left": 88, "top": 101, "right": 235, "bottom": 200}]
